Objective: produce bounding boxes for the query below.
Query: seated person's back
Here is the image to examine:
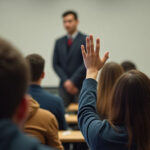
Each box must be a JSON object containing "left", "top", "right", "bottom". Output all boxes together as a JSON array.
[
  {"left": 0, "top": 38, "right": 53, "bottom": 150},
  {"left": 24, "top": 97, "right": 64, "bottom": 150},
  {"left": 26, "top": 54, "right": 67, "bottom": 130}
]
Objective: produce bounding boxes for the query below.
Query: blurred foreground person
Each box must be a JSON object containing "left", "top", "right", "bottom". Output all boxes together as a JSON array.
[{"left": 0, "top": 38, "right": 54, "bottom": 150}]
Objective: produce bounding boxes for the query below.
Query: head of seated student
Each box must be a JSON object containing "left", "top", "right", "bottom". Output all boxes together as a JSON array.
[
  {"left": 97, "top": 62, "right": 124, "bottom": 119},
  {"left": 0, "top": 38, "right": 30, "bottom": 128},
  {"left": 121, "top": 60, "right": 137, "bottom": 72},
  {"left": 26, "top": 54, "right": 45, "bottom": 85},
  {"left": 108, "top": 70, "right": 150, "bottom": 150}
]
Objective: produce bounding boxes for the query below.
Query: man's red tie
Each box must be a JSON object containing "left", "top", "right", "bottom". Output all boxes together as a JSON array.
[{"left": 67, "top": 38, "right": 73, "bottom": 47}]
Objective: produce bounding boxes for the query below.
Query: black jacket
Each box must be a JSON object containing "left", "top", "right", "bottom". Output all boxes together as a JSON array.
[{"left": 53, "top": 32, "right": 86, "bottom": 89}]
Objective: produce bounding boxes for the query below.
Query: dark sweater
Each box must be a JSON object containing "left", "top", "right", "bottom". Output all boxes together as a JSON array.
[
  {"left": 0, "top": 119, "right": 54, "bottom": 150},
  {"left": 78, "top": 79, "right": 136, "bottom": 150},
  {"left": 28, "top": 85, "right": 67, "bottom": 130}
]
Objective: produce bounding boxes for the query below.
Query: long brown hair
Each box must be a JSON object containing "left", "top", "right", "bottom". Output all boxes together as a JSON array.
[
  {"left": 109, "top": 70, "right": 150, "bottom": 150},
  {"left": 97, "top": 62, "right": 124, "bottom": 119}
]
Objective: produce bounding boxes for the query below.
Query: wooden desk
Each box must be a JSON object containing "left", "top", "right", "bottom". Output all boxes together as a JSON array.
[
  {"left": 67, "top": 103, "right": 78, "bottom": 112},
  {"left": 58, "top": 130, "right": 85, "bottom": 143},
  {"left": 65, "top": 114, "right": 78, "bottom": 124}
]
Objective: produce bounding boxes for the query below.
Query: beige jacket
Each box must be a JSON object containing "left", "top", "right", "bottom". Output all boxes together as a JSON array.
[{"left": 24, "top": 98, "right": 64, "bottom": 150}]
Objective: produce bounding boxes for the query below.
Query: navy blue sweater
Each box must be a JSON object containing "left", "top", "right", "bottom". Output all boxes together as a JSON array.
[
  {"left": 0, "top": 120, "right": 54, "bottom": 150},
  {"left": 28, "top": 85, "right": 67, "bottom": 130},
  {"left": 78, "top": 79, "right": 136, "bottom": 150}
]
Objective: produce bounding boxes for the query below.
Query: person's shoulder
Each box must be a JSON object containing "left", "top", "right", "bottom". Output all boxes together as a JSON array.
[
  {"left": 49, "top": 94, "right": 64, "bottom": 107},
  {"left": 48, "top": 94, "right": 62, "bottom": 102},
  {"left": 97, "top": 120, "right": 127, "bottom": 142},
  {"left": 78, "top": 32, "right": 87, "bottom": 38},
  {"left": 55, "top": 35, "right": 67, "bottom": 43},
  {"left": 12, "top": 131, "right": 53, "bottom": 150},
  {"left": 42, "top": 90, "right": 63, "bottom": 103},
  {"left": 26, "top": 136, "right": 54, "bottom": 150},
  {"left": 40, "top": 109, "right": 58, "bottom": 126},
  {"left": 77, "top": 32, "right": 87, "bottom": 44},
  {"left": 36, "top": 145, "right": 54, "bottom": 150},
  {"left": 38, "top": 108, "right": 56, "bottom": 121},
  {"left": 41, "top": 90, "right": 64, "bottom": 109}
]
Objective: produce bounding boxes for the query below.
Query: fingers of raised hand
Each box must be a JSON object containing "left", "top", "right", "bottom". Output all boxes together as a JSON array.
[
  {"left": 89, "top": 35, "right": 94, "bottom": 54},
  {"left": 101, "top": 51, "right": 109, "bottom": 64},
  {"left": 96, "top": 38, "right": 100, "bottom": 56},
  {"left": 81, "top": 45, "right": 86, "bottom": 59},
  {"left": 86, "top": 36, "right": 90, "bottom": 54},
  {"left": 87, "top": 35, "right": 100, "bottom": 56}
]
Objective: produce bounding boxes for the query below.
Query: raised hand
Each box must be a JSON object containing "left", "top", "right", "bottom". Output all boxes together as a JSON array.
[{"left": 81, "top": 35, "right": 109, "bottom": 79}]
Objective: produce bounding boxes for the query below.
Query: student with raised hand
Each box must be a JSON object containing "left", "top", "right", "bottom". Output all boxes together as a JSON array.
[
  {"left": 0, "top": 38, "right": 54, "bottom": 150},
  {"left": 26, "top": 54, "right": 67, "bottom": 130},
  {"left": 78, "top": 35, "right": 150, "bottom": 150},
  {"left": 97, "top": 62, "right": 124, "bottom": 119}
]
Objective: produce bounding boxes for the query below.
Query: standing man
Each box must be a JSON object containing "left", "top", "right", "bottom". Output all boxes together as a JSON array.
[{"left": 53, "top": 10, "right": 86, "bottom": 107}]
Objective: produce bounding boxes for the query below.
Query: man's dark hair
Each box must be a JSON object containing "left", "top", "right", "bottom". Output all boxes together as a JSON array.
[
  {"left": 121, "top": 61, "right": 137, "bottom": 72},
  {"left": 0, "top": 38, "right": 30, "bottom": 119},
  {"left": 62, "top": 10, "right": 78, "bottom": 20},
  {"left": 26, "top": 54, "right": 45, "bottom": 82}
]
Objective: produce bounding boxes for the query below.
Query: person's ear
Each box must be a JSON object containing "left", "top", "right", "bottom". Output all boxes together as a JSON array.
[
  {"left": 41, "top": 72, "right": 45, "bottom": 79},
  {"left": 13, "top": 95, "right": 29, "bottom": 128}
]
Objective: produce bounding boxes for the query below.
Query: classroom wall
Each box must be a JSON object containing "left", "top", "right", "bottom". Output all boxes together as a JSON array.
[{"left": 0, "top": 0, "right": 150, "bottom": 86}]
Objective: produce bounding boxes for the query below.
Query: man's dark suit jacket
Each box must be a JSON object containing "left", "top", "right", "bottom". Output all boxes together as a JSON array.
[{"left": 53, "top": 32, "right": 86, "bottom": 89}]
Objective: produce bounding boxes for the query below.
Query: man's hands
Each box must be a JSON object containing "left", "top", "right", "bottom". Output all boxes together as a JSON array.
[
  {"left": 81, "top": 35, "right": 109, "bottom": 80},
  {"left": 64, "top": 80, "right": 79, "bottom": 95}
]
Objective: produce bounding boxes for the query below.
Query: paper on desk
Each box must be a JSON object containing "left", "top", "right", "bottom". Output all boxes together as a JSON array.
[{"left": 62, "top": 131, "right": 71, "bottom": 136}]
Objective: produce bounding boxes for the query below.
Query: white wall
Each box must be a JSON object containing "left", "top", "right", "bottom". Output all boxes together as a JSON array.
[{"left": 0, "top": 0, "right": 150, "bottom": 86}]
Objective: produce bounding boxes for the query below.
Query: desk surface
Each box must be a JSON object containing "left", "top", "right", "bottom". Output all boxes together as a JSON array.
[
  {"left": 65, "top": 114, "right": 78, "bottom": 124},
  {"left": 67, "top": 103, "right": 78, "bottom": 112},
  {"left": 58, "top": 130, "right": 85, "bottom": 143}
]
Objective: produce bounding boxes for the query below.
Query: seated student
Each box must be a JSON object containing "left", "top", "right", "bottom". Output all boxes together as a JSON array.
[
  {"left": 78, "top": 35, "right": 150, "bottom": 150},
  {"left": 97, "top": 62, "right": 124, "bottom": 119},
  {"left": 26, "top": 54, "right": 67, "bottom": 130},
  {"left": 24, "top": 96, "right": 64, "bottom": 150},
  {"left": 121, "top": 60, "right": 137, "bottom": 72},
  {"left": 0, "top": 38, "right": 53, "bottom": 150}
]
